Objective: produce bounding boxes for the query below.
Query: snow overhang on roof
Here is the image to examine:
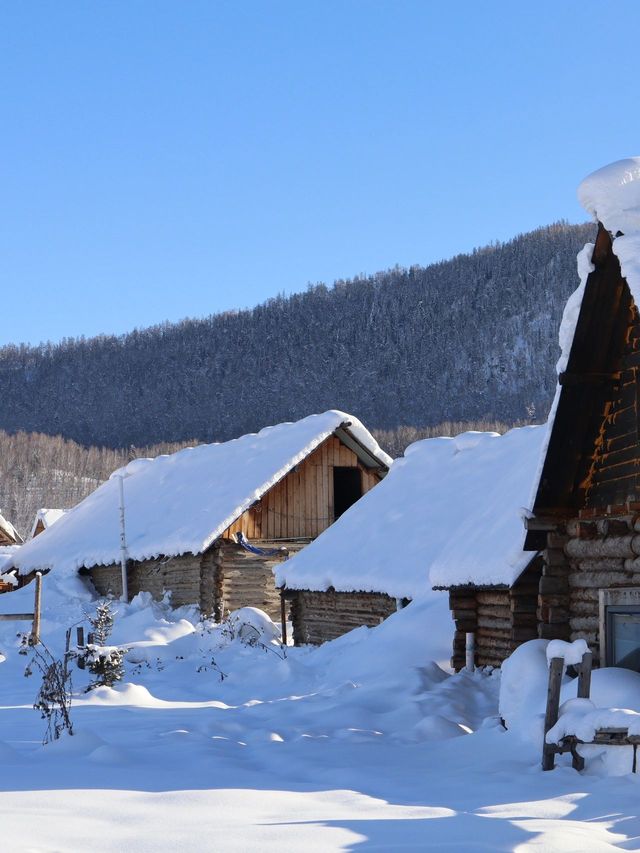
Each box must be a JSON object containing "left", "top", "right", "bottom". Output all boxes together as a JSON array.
[
  {"left": 277, "top": 425, "right": 546, "bottom": 599},
  {"left": 9, "top": 411, "right": 391, "bottom": 578},
  {"left": 0, "top": 513, "right": 22, "bottom": 546}
]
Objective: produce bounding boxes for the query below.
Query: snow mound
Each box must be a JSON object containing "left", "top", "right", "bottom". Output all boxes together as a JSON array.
[
  {"left": 546, "top": 639, "right": 589, "bottom": 666},
  {"left": 223, "top": 607, "right": 282, "bottom": 645},
  {"left": 578, "top": 157, "right": 640, "bottom": 236},
  {"left": 499, "top": 640, "right": 551, "bottom": 730}
]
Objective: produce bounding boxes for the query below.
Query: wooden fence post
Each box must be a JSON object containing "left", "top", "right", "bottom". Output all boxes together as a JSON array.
[
  {"left": 30, "top": 572, "right": 42, "bottom": 645},
  {"left": 280, "top": 590, "right": 288, "bottom": 647},
  {"left": 542, "top": 656, "right": 564, "bottom": 770},
  {"left": 76, "top": 626, "right": 86, "bottom": 669},
  {"left": 577, "top": 651, "right": 593, "bottom": 699}
]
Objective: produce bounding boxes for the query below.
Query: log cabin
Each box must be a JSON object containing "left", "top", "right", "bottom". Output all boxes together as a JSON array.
[
  {"left": 0, "top": 511, "right": 22, "bottom": 547},
  {"left": 279, "top": 425, "right": 544, "bottom": 654},
  {"left": 0, "top": 546, "right": 20, "bottom": 594},
  {"left": 524, "top": 159, "right": 640, "bottom": 671},
  {"left": 29, "top": 508, "right": 66, "bottom": 539},
  {"left": 7, "top": 412, "right": 390, "bottom": 621}
]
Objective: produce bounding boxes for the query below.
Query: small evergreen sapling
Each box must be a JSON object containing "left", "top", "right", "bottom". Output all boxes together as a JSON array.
[
  {"left": 82, "top": 600, "right": 128, "bottom": 691},
  {"left": 89, "top": 601, "right": 115, "bottom": 645}
]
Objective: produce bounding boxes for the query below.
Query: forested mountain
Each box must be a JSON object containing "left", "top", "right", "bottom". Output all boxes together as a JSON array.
[{"left": 0, "top": 221, "right": 594, "bottom": 449}]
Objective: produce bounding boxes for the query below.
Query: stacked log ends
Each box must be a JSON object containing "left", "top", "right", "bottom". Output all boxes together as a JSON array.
[
  {"left": 290, "top": 589, "right": 397, "bottom": 646},
  {"left": 563, "top": 512, "right": 640, "bottom": 666}
]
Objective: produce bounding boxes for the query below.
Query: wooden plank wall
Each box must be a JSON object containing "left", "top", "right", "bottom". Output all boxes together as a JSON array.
[
  {"left": 222, "top": 435, "right": 381, "bottom": 541},
  {"left": 290, "top": 589, "right": 397, "bottom": 645}
]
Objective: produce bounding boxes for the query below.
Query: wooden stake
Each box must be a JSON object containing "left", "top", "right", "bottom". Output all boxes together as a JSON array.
[
  {"left": 280, "top": 589, "right": 288, "bottom": 647},
  {"left": 77, "top": 626, "right": 86, "bottom": 669},
  {"left": 542, "top": 656, "right": 564, "bottom": 770},
  {"left": 30, "top": 572, "right": 42, "bottom": 645},
  {"left": 577, "top": 652, "right": 593, "bottom": 699}
]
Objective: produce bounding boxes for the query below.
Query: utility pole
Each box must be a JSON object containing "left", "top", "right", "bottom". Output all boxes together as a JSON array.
[{"left": 118, "top": 474, "right": 129, "bottom": 603}]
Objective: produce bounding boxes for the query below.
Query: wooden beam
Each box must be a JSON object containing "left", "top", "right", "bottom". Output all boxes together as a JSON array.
[
  {"left": 0, "top": 613, "right": 35, "bottom": 621},
  {"left": 558, "top": 371, "right": 621, "bottom": 387}
]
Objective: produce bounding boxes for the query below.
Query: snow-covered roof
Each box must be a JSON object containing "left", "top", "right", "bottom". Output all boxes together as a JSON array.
[
  {"left": 529, "top": 158, "right": 640, "bottom": 510},
  {"left": 277, "top": 425, "right": 546, "bottom": 598},
  {"left": 0, "top": 513, "right": 22, "bottom": 546},
  {"left": 10, "top": 411, "right": 391, "bottom": 577},
  {"left": 559, "top": 158, "right": 640, "bottom": 371},
  {"left": 29, "top": 508, "right": 67, "bottom": 539},
  {"left": 0, "top": 545, "right": 20, "bottom": 579}
]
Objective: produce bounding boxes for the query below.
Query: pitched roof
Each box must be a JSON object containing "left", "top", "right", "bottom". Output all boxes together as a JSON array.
[
  {"left": 277, "top": 425, "right": 546, "bottom": 598},
  {"left": 10, "top": 411, "right": 391, "bottom": 577},
  {"left": 528, "top": 158, "right": 640, "bottom": 522},
  {"left": 0, "top": 513, "right": 22, "bottom": 546},
  {"left": 29, "top": 509, "right": 67, "bottom": 539},
  {"left": 0, "top": 545, "right": 20, "bottom": 578}
]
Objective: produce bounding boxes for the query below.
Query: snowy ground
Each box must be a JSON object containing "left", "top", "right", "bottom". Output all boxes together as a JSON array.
[{"left": 2, "top": 578, "right": 640, "bottom": 851}]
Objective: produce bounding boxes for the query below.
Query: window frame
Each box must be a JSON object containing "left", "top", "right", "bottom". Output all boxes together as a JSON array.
[{"left": 599, "top": 588, "right": 640, "bottom": 669}]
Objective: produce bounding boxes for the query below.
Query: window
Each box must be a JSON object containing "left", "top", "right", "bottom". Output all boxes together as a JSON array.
[
  {"left": 600, "top": 589, "right": 640, "bottom": 671},
  {"left": 333, "top": 467, "right": 362, "bottom": 519},
  {"left": 607, "top": 608, "right": 640, "bottom": 670}
]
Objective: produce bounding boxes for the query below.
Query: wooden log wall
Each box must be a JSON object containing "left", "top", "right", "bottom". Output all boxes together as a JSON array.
[
  {"left": 222, "top": 435, "right": 382, "bottom": 542},
  {"left": 290, "top": 589, "right": 397, "bottom": 645},
  {"left": 549, "top": 511, "right": 640, "bottom": 666},
  {"left": 89, "top": 564, "right": 123, "bottom": 599},
  {"left": 90, "top": 553, "right": 203, "bottom": 607},
  {"left": 448, "top": 558, "right": 542, "bottom": 671},
  {"left": 213, "top": 539, "right": 306, "bottom": 622},
  {"left": 537, "top": 528, "right": 572, "bottom": 644},
  {"left": 89, "top": 538, "right": 306, "bottom": 623}
]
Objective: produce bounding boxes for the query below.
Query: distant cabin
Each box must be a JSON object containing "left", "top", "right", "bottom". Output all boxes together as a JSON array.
[
  {"left": 0, "top": 546, "right": 21, "bottom": 594},
  {"left": 525, "top": 222, "right": 640, "bottom": 670},
  {"left": 0, "top": 514, "right": 22, "bottom": 594},
  {"left": 279, "top": 426, "right": 544, "bottom": 658},
  {"left": 30, "top": 509, "right": 67, "bottom": 539},
  {"left": 0, "top": 511, "right": 22, "bottom": 547},
  {"left": 8, "top": 412, "right": 390, "bottom": 621}
]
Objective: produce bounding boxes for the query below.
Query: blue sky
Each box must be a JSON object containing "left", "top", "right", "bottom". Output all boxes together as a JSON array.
[{"left": 2, "top": 1, "right": 639, "bottom": 345}]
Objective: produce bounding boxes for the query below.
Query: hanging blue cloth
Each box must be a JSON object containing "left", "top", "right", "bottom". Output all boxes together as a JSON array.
[{"left": 235, "top": 532, "right": 287, "bottom": 557}]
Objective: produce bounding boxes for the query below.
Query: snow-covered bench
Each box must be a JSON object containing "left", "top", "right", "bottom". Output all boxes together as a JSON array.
[{"left": 542, "top": 639, "right": 640, "bottom": 772}]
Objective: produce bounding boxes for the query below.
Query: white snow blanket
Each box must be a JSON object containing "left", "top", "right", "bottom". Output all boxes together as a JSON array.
[
  {"left": 278, "top": 425, "right": 546, "bottom": 597},
  {"left": 1, "top": 569, "right": 638, "bottom": 849},
  {"left": 9, "top": 411, "right": 390, "bottom": 577}
]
